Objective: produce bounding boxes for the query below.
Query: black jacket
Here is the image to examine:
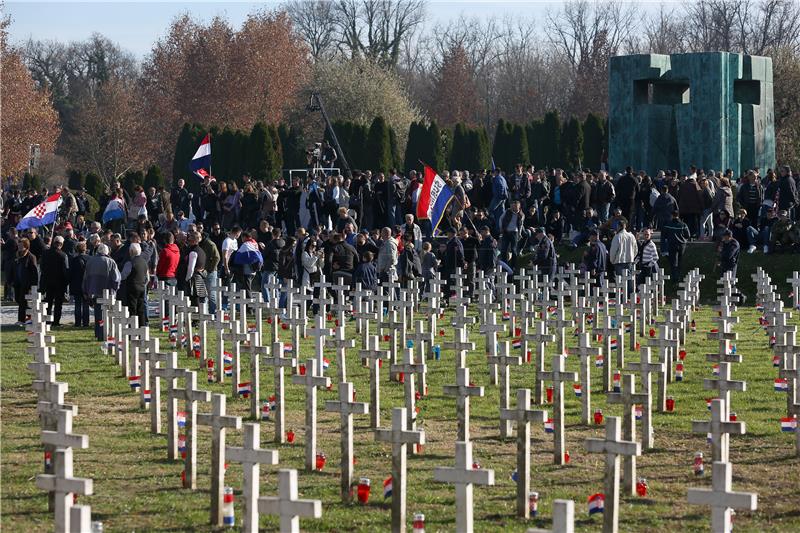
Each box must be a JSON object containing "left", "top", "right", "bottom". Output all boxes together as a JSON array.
[
  {"left": 719, "top": 238, "right": 740, "bottom": 272},
  {"left": 127, "top": 255, "right": 149, "bottom": 294},
  {"left": 264, "top": 238, "right": 284, "bottom": 272},
  {"left": 40, "top": 248, "right": 69, "bottom": 291},
  {"left": 68, "top": 253, "right": 89, "bottom": 295}
]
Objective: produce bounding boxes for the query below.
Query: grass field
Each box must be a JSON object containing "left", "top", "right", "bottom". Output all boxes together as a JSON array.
[{"left": 2, "top": 294, "right": 800, "bottom": 532}]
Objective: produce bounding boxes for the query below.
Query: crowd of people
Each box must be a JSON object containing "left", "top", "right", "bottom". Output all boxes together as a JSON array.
[{"left": 2, "top": 162, "right": 798, "bottom": 333}]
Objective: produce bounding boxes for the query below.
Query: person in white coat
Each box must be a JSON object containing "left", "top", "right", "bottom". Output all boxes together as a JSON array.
[{"left": 610, "top": 220, "right": 639, "bottom": 294}]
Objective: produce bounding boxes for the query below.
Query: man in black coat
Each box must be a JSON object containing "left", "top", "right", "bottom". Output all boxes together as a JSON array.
[
  {"left": 40, "top": 235, "right": 69, "bottom": 327},
  {"left": 616, "top": 167, "right": 639, "bottom": 224},
  {"left": 170, "top": 179, "right": 192, "bottom": 217},
  {"left": 443, "top": 227, "right": 465, "bottom": 298},
  {"left": 69, "top": 241, "right": 91, "bottom": 327},
  {"left": 123, "top": 243, "right": 150, "bottom": 327}
]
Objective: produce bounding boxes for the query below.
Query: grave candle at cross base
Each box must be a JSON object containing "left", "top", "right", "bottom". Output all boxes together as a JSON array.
[
  {"left": 262, "top": 341, "right": 296, "bottom": 443},
  {"left": 325, "top": 381, "right": 369, "bottom": 503},
  {"left": 291, "top": 358, "right": 330, "bottom": 472},
  {"left": 538, "top": 354, "right": 578, "bottom": 465},
  {"left": 606, "top": 373, "right": 649, "bottom": 495}
]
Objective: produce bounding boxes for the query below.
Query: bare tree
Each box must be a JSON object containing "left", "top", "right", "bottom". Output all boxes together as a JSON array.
[
  {"left": 638, "top": 4, "right": 687, "bottom": 55},
  {"left": 285, "top": 0, "right": 338, "bottom": 60},
  {"left": 332, "top": 0, "right": 425, "bottom": 67}
]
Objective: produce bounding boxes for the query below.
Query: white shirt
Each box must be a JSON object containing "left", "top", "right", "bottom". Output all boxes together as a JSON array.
[{"left": 222, "top": 237, "right": 238, "bottom": 266}]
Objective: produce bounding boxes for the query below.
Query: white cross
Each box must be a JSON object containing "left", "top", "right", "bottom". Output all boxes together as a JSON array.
[
  {"left": 538, "top": 354, "right": 578, "bottom": 465},
  {"left": 687, "top": 461, "right": 757, "bottom": 533},
  {"left": 443, "top": 367, "right": 484, "bottom": 442},
  {"left": 291, "top": 358, "right": 330, "bottom": 472},
  {"left": 691, "top": 398, "right": 745, "bottom": 463},
  {"left": 258, "top": 468, "right": 322, "bottom": 533},
  {"left": 228, "top": 423, "right": 279, "bottom": 533},
  {"left": 35, "top": 448, "right": 93, "bottom": 533},
  {"left": 325, "top": 381, "right": 369, "bottom": 502},
  {"left": 433, "top": 440, "right": 495, "bottom": 533}
]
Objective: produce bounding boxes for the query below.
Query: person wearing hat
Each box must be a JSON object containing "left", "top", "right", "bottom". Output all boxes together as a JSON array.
[
  {"left": 532, "top": 226, "right": 557, "bottom": 278},
  {"left": 40, "top": 235, "right": 70, "bottom": 327},
  {"left": 769, "top": 209, "right": 799, "bottom": 252},
  {"left": 717, "top": 229, "right": 740, "bottom": 279}
]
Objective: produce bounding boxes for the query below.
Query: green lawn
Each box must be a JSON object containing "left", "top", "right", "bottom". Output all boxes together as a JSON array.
[{"left": 1, "top": 299, "right": 799, "bottom": 532}]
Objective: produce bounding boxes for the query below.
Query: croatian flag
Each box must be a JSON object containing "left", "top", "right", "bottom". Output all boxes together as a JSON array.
[
  {"left": 773, "top": 355, "right": 781, "bottom": 368},
  {"left": 544, "top": 418, "right": 554, "bottom": 433},
  {"left": 625, "top": 324, "right": 632, "bottom": 334},
  {"left": 268, "top": 395, "right": 277, "bottom": 411},
  {"left": 415, "top": 163, "right": 454, "bottom": 233},
  {"left": 189, "top": 133, "right": 211, "bottom": 180},
  {"left": 143, "top": 389, "right": 151, "bottom": 403},
  {"left": 774, "top": 378, "right": 788, "bottom": 392},
  {"left": 232, "top": 239, "right": 263, "bottom": 266},
  {"left": 128, "top": 376, "right": 141, "bottom": 390},
  {"left": 595, "top": 354, "right": 604, "bottom": 367},
  {"left": 383, "top": 476, "right": 393, "bottom": 498},
  {"left": 178, "top": 435, "right": 187, "bottom": 454},
  {"left": 512, "top": 338, "right": 522, "bottom": 350},
  {"left": 284, "top": 343, "right": 293, "bottom": 353},
  {"left": 17, "top": 193, "right": 62, "bottom": 230},
  {"left": 588, "top": 493, "right": 604, "bottom": 515},
  {"left": 781, "top": 416, "right": 797, "bottom": 432},
  {"left": 224, "top": 365, "right": 233, "bottom": 377},
  {"left": 634, "top": 405, "right": 642, "bottom": 420},
  {"left": 323, "top": 358, "right": 331, "bottom": 371},
  {"left": 101, "top": 198, "right": 126, "bottom": 224},
  {"left": 675, "top": 363, "right": 684, "bottom": 381},
  {"left": 162, "top": 317, "right": 170, "bottom": 331},
  {"left": 711, "top": 364, "right": 720, "bottom": 376},
  {"left": 237, "top": 382, "right": 251, "bottom": 397},
  {"left": 610, "top": 338, "right": 618, "bottom": 350},
  {"left": 177, "top": 411, "right": 187, "bottom": 427},
  {"left": 224, "top": 352, "right": 233, "bottom": 365},
  {"left": 573, "top": 383, "right": 582, "bottom": 398}
]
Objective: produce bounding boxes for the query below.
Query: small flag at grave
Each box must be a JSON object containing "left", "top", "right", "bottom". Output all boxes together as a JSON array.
[
  {"left": 224, "top": 365, "right": 233, "bottom": 377},
  {"left": 143, "top": 390, "right": 151, "bottom": 404},
  {"left": 192, "top": 336, "right": 201, "bottom": 358},
  {"left": 610, "top": 338, "right": 618, "bottom": 350},
  {"left": 44, "top": 451, "right": 52, "bottom": 469},
  {"left": 711, "top": 364, "right": 720, "bottom": 376},
  {"left": 268, "top": 395, "right": 277, "bottom": 410},
  {"left": 24, "top": 316, "right": 33, "bottom": 326},
  {"left": 502, "top": 311, "right": 510, "bottom": 321},
  {"left": 634, "top": 405, "right": 642, "bottom": 420},
  {"left": 180, "top": 334, "right": 188, "bottom": 348},
  {"left": 773, "top": 355, "right": 781, "bottom": 367},
  {"left": 512, "top": 338, "right": 522, "bottom": 350},
  {"left": 178, "top": 434, "right": 187, "bottom": 457},
  {"left": 323, "top": 358, "right": 331, "bottom": 371},
  {"left": 690, "top": 320, "right": 697, "bottom": 332},
  {"left": 237, "top": 382, "right": 251, "bottom": 398},
  {"left": 284, "top": 343, "right": 293, "bottom": 353},
  {"left": 694, "top": 452, "right": 704, "bottom": 475},
  {"left": 544, "top": 418, "right": 554, "bottom": 433},
  {"left": 383, "top": 476, "right": 393, "bottom": 498},
  {"left": 223, "top": 487, "right": 235, "bottom": 526},
  {"left": 177, "top": 411, "right": 187, "bottom": 427},
  {"left": 728, "top": 344, "right": 737, "bottom": 355},
  {"left": 162, "top": 317, "right": 170, "bottom": 331},
  {"left": 106, "top": 336, "right": 116, "bottom": 349},
  {"left": 676, "top": 363, "right": 684, "bottom": 381},
  {"left": 224, "top": 352, "right": 232, "bottom": 365},
  {"left": 248, "top": 323, "right": 256, "bottom": 333},
  {"left": 573, "top": 383, "right": 582, "bottom": 398},
  {"left": 705, "top": 398, "right": 713, "bottom": 410},
  {"left": 261, "top": 402, "right": 270, "bottom": 421},
  {"left": 775, "top": 378, "right": 789, "bottom": 392},
  {"left": 588, "top": 493, "right": 604, "bottom": 515},
  {"left": 586, "top": 314, "right": 594, "bottom": 325},
  {"left": 169, "top": 323, "right": 178, "bottom": 337},
  {"left": 625, "top": 324, "right": 632, "bottom": 334},
  {"left": 595, "top": 354, "right": 604, "bottom": 367},
  {"left": 128, "top": 376, "right": 141, "bottom": 390},
  {"left": 612, "top": 371, "right": 621, "bottom": 392},
  {"left": 781, "top": 416, "right": 797, "bottom": 432}
]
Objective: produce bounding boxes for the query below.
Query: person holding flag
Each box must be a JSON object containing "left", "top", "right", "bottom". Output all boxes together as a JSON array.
[
  {"left": 190, "top": 133, "right": 211, "bottom": 180},
  {"left": 415, "top": 163, "right": 455, "bottom": 237}
]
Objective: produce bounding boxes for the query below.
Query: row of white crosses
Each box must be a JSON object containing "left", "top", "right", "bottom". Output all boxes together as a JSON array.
[{"left": 26, "top": 287, "right": 96, "bottom": 532}]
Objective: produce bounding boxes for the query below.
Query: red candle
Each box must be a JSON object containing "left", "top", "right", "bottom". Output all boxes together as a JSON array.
[
  {"left": 357, "top": 477, "right": 371, "bottom": 504},
  {"left": 666, "top": 396, "right": 675, "bottom": 412},
  {"left": 286, "top": 430, "right": 295, "bottom": 443}
]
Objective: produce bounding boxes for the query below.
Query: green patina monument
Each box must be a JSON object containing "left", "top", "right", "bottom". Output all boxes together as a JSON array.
[{"left": 609, "top": 52, "right": 775, "bottom": 177}]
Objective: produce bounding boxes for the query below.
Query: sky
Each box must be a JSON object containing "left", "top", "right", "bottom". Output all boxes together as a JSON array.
[{"left": 6, "top": 1, "right": 581, "bottom": 58}]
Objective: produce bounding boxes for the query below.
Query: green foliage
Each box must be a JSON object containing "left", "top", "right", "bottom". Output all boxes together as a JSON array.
[
  {"left": 122, "top": 169, "right": 144, "bottom": 192},
  {"left": 403, "top": 121, "right": 425, "bottom": 174},
  {"left": 247, "top": 122, "right": 276, "bottom": 182},
  {"left": 230, "top": 131, "right": 249, "bottom": 184},
  {"left": 267, "top": 125, "right": 283, "bottom": 179},
  {"left": 67, "top": 169, "right": 85, "bottom": 191},
  {"left": 21, "top": 173, "right": 42, "bottom": 191},
  {"left": 561, "top": 117, "right": 584, "bottom": 171},
  {"left": 583, "top": 113, "right": 605, "bottom": 171},
  {"left": 278, "top": 124, "right": 307, "bottom": 171},
  {"left": 82, "top": 193, "right": 100, "bottom": 222},
  {"left": 526, "top": 119, "right": 544, "bottom": 168},
  {"left": 215, "top": 127, "right": 235, "bottom": 182},
  {"left": 84, "top": 172, "right": 103, "bottom": 200},
  {"left": 143, "top": 165, "right": 165, "bottom": 190},
  {"left": 350, "top": 123, "right": 369, "bottom": 171},
  {"left": 427, "top": 121, "right": 449, "bottom": 173},
  {"left": 449, "top": 123, "right": 469, "bottom": 170},
  {"left": 388, "top": 127, "right": 402, "bottom": 171},
  {"left": 172, "top": 123, "right": 201, "bottom": 186},
  {"left": 541, "top": 111, "right": 562, "bottom": 169},
  {"left": 510, "top": 123, "right": 529, "bottom": 168},
  {"left": 365, "top": 116, "right": 393, "bottom": 175}
]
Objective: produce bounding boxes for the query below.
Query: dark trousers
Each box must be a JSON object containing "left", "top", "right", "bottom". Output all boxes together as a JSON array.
[
  {"left": 44, "top": 290, "right": 64, "bottom": 325},
  {"left": 127, "top": 288, "right": 147, "bottom": 328},
  {"left": 94, "top": 302, "right": 104, "bottom": 340},
  {"left": 669, "top": 246, "right": 685, "bottom": 280},
  {"left": 16, "top": 291, "right": 29, "bottom": 322},
  {"left": 73, "top": 293, "right": 91, "bottom": 327}
]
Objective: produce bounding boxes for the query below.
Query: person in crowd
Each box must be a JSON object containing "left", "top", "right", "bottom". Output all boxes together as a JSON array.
[
  {"left": 717, "top": 228, "right": 741, "bottom": 280},
  {"left": 376, "top": 226, "right": 398, "bottom": 284},
  {"left": 69, "top": 241, "right": 91, "bottom": 327},
  {"left": 661, "top": 210, "right": 690, "bottom": 280},
  {"left": 122, "top": 242, "right": 149, "bottom": 326},
  {"left": 609, "top": 220, "right": 638, "bottom": 294},
  {"left": 583, "top": 229, "right": 607, "bottom": 278},
  {"left": 82, "top": 243, "right": 121, "bottom": 340},
  {"left": 499, "top": 200, "right": 524, "bottom": 264},
  {"left": 637, "top": 227, "right": 659, "bottom": 282},
  {"left": 40, "top": 235, "right": 69, "bottom": 327},
  {"left": 10, "top": 237, "right": 39, "bottom": 325}
]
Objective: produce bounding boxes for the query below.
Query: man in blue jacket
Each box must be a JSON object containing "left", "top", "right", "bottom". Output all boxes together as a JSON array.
[{"left": 489, "top": 168, "right": 508, "bottom": 233}]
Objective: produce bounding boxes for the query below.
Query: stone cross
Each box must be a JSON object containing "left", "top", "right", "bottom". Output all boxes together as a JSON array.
[
  {"left": 243, "top": 332, "right": 269, "bottom": 420},
  {"left": 548, "top": 303, "right": 574, "bottom": 356},
  {"left": 151, "top": 351, "right": 183, "bottom": 445},
  {"left": 625, "top": 347, "right": 663, "bottom": 450},
  {"left": 609, "top": 301, "right": 632, "bottom": 359},
  {"left": 787, "top": 271, "right": 800, "bottom": 310},
  {"left": 500, "top": 388, "right": 547, "bottom": 518},
  {"left": 291, "top": 358, "right": 330, "bottom": 472},
  {"left": 538, "top": 354, "right": 578, "bottom": 465},
  {"left": 359, "top": 335, "right": 391, "bottom": 428},
  {"left": 227, "top": 423, "right": 279, "bottom": 533},
  {"left": 568, "top": 333, "right": 602, "bottom": 425},
  {"left": 35, "top": 447, "right": 93, "bottom": 533},
  {"left": 594, "top": 314, "right": 623, "bottom": 393},
  {"left": 433, "top": 440, "right": 495, "bottom": 533},
  {"left": 778, "top": 351, "right": 800, "bottom": 422},
  {"left": 585, "top": 416, "right": 642, "bottom": 533},
  {"left": 647, "top": 325, "right": 678, "bottom": 412},
  {"left": 523, "top": 320, "right": 555, "bottom": 404},
  {"left": 168, "top": 370, "right": 211, "bottom": 489},
  {"left": 391, "top": 347, "right": 427, "bottom": 451},
  {"left": 192, "top": 304, "right": 216, "bottom": 369},
  {"left": 607, "top": 373, "right": 649, "bottom": 495},
  {"left": 221, "top": 320, "right": 249, "bottom": 398},
  {"left": 443, "top": 367, "right": 484, "bottom": 442},
  {"left": 488, "top": 341, "right": 523, "bottom": 437},
  {"left": 687, "top": 461, "right": 758, "bottom": 533},
  {"left": 526, "top": 499, "right": 575, "bottom": 533},
  {"left": 308, "top": 313, "right": 332, "bottom": 377},
  {"left": 375, "top": 407, "right": 425, "bottom": 533},
  {"left": 258, "top": 468, "right": 322, "bottom": 533},
  {"left": 325, "top": 381, "right": 370, "bottom": 502},
  {"left": 691, "top": 398, "right": 745, "bottom": 463},
  {"left": 124, "top": 320, "right": 149, "bottom": 379},
  {"left": 130, "top": 332, "right": 158, "bottom": 409},
  {"left": 197, "top": 393, "right": 242, "bottom": 526},
  {"left": 479, "top": 310, "right": 506, "bottom": 385},
  {"left": 704, "top": 362, "right": 747, "bottom": 420},
  {"left": 207, "top": 316, "right": 231, "bottom": 384},
  {"left": 444, "top": 325, "right": 476, "bottom": 370},
  {"left": 263, "top": 341, "right": 296, "bottom": 443},
  {"left": 325, "top": 318, "right": 355, "bottom": 383},
  {"left": 408, "top": 319, "right": 430, "bottom": 396}
]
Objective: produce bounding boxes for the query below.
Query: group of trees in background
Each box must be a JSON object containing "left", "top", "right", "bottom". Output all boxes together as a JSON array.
[{"left": 4, "top": 0, "right": 800, "bottom": 188}]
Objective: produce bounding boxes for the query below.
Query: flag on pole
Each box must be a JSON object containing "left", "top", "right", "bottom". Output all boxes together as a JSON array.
[
  {"left": 190, "top": 133, "right": 211, "bottom": 180},
  {"left": 415, "top": 163, "right": 454, "bottom": 234},
  {"left": 16, "top": 193, "right": 62, "bottom": 230},
  {"left": 101, "top": 197, "right": 126, "bottom": 224}
]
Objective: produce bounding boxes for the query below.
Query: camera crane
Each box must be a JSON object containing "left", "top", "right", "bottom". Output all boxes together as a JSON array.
[{"left": 306, "top": 92, "right": 350, "bottom": 175}]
